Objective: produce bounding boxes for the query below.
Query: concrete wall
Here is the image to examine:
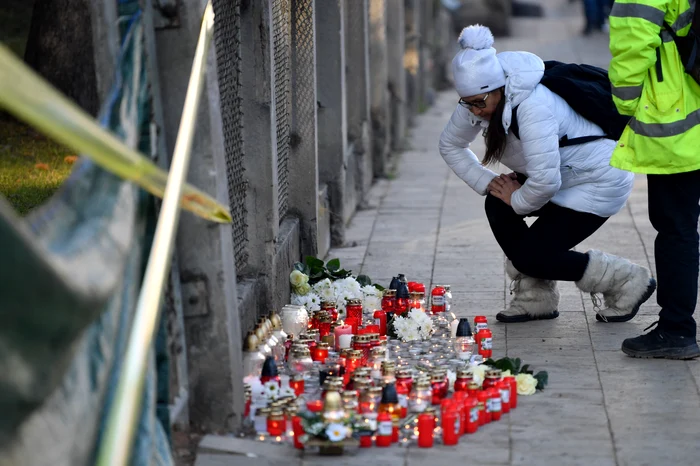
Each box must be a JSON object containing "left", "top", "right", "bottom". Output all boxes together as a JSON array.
[{"left": 147, "top": 0, "right": 455, "bottom": 435}]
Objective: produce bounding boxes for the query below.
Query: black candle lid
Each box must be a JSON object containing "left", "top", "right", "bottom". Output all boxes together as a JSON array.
[
  {"left": 456, "top": 318, "right": 473, "bottom": 337},
  {"left": 261, "top": 356, "right": 279, "bottom": 378},
  {"left": 389, "top": 276, "right": 400, "bottom": 290},
  {"left": 381, "top": 382, "right": 399, "bottom": 404}
]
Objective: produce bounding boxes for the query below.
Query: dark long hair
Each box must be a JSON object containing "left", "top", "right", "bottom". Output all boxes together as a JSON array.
[{"left": 482, "top": 87, "right": 508, "bottom": 166}]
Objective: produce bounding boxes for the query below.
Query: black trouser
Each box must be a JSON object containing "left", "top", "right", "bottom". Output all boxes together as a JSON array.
[
  {"left": 648, "top": 170, "right": 700, "bottom": 338},
  {"left": 484, "top": 188, "right": 608, "bottom": 282}
]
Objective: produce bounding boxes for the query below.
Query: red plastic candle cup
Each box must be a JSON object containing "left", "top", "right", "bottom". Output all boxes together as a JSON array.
[
  {"left": 359, "top": 435, "right": 373, "bottom": 448},
  {"left": 306, "top": 400, "right": 323, "bottom": 413},
  {"left": 267, "top": 417, "right": 284, "bottom": 437},
  {"left": 489, "top": 388, "right": 502, "bottom": 421},
  {"left": 375, "top": 413, "right": 393, "bottom": 447},
  {"left": 345, "top": 316, "right": 360, "bottom": 334},
  {"left": 463, "top": 397, "right": 479, "bottom": 434},
  {"left": 290, "top": 375, "right": 305, "bottom": 397},
  {"left": 442, "top": 409, "right": 459, "bottom": 446},
  {"left": 292, "top": 416, "right": 305, "bottom": 449},
  {"left": 505, "top": 375, "right": 518, "bottom": 409},
  {"left": 373, "top": 309, "right": 387, "bottom": 336},
  {"left": 476, "top": 391, "right": 491, "bottom": 425},
  {"left": 417, "top": 412, "right": 435, "bottom": 448},
  {"left": 498, "top": 379, "right": 511, "bottom": 414}
]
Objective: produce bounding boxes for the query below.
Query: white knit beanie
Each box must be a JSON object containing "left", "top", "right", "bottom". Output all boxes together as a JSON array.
[{"left": 452, "top": 25, "right": 505, "bottom": 98}]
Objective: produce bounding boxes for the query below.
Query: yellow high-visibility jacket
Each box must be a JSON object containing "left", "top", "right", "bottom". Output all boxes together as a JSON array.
[{"left": 609, "top": 0, "right": 700, "bottom": 174}]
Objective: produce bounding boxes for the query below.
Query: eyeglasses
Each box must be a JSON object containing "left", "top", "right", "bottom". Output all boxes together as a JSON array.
[{"left": 459, "top": 92, "right": 490, "bottom": 109}]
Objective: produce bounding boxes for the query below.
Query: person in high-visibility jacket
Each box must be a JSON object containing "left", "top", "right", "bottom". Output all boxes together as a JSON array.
[{"left": 609, "top": 0, "right": 700, "bottom": 359}]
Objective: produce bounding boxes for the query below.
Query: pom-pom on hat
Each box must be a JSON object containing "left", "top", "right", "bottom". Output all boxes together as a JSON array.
[{"left": 452, "top": 25, "right": 506, "bottom": 98}]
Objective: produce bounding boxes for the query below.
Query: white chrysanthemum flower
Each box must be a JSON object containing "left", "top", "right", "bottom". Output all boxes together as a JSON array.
[
  {"left": 325, "top": 423, "right": 348, "bottom": 442},
  {"left": 403, "top": 326, "right": 421, "bottom": 342},
  {"left": 291, "top": 293, "right": 304, "bottom": 306},
  {"left": 313, "top": 278, "right": 332, "bottom": 293},
  {"left": 362, "top": 285, "right": 381, "bottom": 297},
  {"left": 393, "top": 316, "right": 409, "bottom": 332},
  {"left": 419, "top": 321, "right": 433, "bottom": 339},
  {"left": 279, "top": 386, "right": 296, "bottom": 398},
  {"left": 264, "top": 381, "right": 280, "bottom": 400},
  {"left": 363, "top": 295, "right": 382, "bottom": 313}
]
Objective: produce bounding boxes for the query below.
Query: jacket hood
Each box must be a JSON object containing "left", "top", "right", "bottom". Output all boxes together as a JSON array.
[{"left": 497, "top": 51, "right": 545, "bottom": 133}]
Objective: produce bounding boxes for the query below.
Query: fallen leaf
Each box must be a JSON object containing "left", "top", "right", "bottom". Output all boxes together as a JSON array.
[
  {"left": 64, "top": 155, "right": 78, "bottom": 164},
  {"left": 34, "top": 163, "right": 49, "bottom": 170}
]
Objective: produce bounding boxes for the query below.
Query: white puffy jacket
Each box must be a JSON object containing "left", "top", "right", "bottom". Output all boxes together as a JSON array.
[{"left": 439, "top": 51, "right": 634, "bottom": 217}]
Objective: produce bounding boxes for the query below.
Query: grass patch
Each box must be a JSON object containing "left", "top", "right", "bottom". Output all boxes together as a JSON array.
[{"left": 0, "top": 118, "right": 75, "bottom": 215}]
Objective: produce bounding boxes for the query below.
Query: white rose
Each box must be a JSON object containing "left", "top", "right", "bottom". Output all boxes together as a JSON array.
[
  {"left": 515, "top": 373, "right": 537, "bottom": 396},
  {"left": 471, "top": 364, "right": 487, "bottom": 387},
  {"left": 295, "top": 282, "right": 311, "bottom": 296},
  {"left": 290, "top": 270, "right": 309, "bottom": 287}
]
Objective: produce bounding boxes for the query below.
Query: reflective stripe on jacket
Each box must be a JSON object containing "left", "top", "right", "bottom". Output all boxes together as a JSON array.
[{"left": 609, "top": 0, "right": 700, "bottom": 174}]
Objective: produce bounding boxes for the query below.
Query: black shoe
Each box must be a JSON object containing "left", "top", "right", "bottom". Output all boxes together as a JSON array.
[
  {"left": 496, "top": 310, "right": 559, "bottom": 323},
  {"left": 621, "top": 322, "right": 700, "bottom": 360}
]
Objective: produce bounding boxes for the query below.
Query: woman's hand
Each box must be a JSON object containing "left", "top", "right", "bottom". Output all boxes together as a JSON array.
[{"left": 488, "top": 173, "right": 522, "bottom": 206}]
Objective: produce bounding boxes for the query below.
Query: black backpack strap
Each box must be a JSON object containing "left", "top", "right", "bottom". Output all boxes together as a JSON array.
[
  {"left": 558, "top": 135, "right": 607, "bottom": 147},
  {"left": 510, "top": 105, "right": 520, "bottom": 139}
]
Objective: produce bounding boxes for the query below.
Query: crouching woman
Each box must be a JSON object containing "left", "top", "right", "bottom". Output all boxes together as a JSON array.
[{"left": 439, "top": 25, "right": 656, "bottom": 323}]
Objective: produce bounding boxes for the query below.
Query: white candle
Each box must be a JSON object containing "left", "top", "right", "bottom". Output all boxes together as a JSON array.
[{"left": 338, "top": 334, "right": 353, "bottom": 349}]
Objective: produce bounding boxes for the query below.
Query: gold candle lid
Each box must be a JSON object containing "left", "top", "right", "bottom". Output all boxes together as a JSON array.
[
  {"left": 486, "top": 369, "right": 502, "bottom": 378},
  {"left": 347, "top": 298, "right": 362, "bottom": 306},
  {"left": 321, "top": 301, "right": 337, "bottom": 309},
  {"left": 255, "top": 326, "right": 267, "bottom": 342},
  {"left": 323, "top": 391, "right": 343, "bottom": 411},
  {"left": 414, "top": 378, "right": 431, "bottom": 390},
  {"left": 244, "top": 331, "right": 259, "bottom": 351},
  {"left": 383, "top": 289, "right": 396, "bottom": 297},
  {"left": 269, "top": 409, "right": 285, "bottom": 421},
  {"left": 457, "top": 368, "right": 473, "bottom": 378},
  {"left": 321, "top": 335, "right": 335, "bottom": 346},
  {"left": 270, "top": 312, "right": 282, "bottom": 329},
  {"left": 291, "top": 346, "right": 311, "bottom": 357},
  {"left": 347, "top": 350, "right": 363, "bottom": 359}
]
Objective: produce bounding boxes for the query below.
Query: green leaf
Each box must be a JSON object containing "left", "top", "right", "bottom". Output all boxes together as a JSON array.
[
  {"left": 514, "top": 358, "right": 522, "bottom": 373},
  {"left": 293, "top": 262, "right": 306, "bottom": 272},
  {"left": 305, "top": 256, "right": 324, "bottom": 268},
  {"left": 520, "top": 364, "right": 532, "bottom": 375},
  {"left": 356, "top": 274, "right": 372, "bottom": 287},
  {"left": 373, "top": 283, "right": 385, "bottom": 291},
  {"left": 534, "top": 371, "right": 549, "bottom": 390},
  {"left": 326, "top": 258, "right": 341, "bottom": 271}
]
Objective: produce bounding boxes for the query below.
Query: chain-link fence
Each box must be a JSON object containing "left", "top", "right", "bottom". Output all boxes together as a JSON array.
[
  {"left": 272, "top": 0, "right": 292, "bottom": 220},
  {"left": 212, "top": 0, "right": 248, "bottom": 272},
  {"left": 290, "top": 0, "right": 315, "bottom": 166}
]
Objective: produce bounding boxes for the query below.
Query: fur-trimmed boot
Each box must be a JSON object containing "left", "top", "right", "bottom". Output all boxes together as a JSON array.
[
  {"left": 575, "top": 250, "right": 657, "bottom": 322},
  {"left": 496, "top": 260, "right": 560, "bottom": 323}
]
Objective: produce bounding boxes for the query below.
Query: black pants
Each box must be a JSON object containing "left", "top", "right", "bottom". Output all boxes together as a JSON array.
[
  {"left": 485, "top": 191, "right": 608, "bottom": 282},
  {"left": 649, "top": 170, "right": 700, "bottom": 338}
]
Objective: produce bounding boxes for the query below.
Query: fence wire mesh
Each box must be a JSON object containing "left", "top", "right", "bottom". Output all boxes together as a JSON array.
[
  {"left": 290, "top": 0, "right": 315, "bottom": 166},
  {"left": 212, "top": 0, "right": 248, "bottom": 271},
  {"left": 272, "top": 0, "right": 292, "bottom": 220}
]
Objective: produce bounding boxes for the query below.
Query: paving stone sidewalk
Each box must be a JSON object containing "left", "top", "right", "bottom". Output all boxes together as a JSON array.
[{"left": 197, "top": 2, "right": 700, "bottom": 465}]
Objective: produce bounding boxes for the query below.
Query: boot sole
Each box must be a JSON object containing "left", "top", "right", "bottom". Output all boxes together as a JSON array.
[
  {"left": 621, "top": 343, "right": 700, "bottom": 360},
  {"left": 496, "top": 310, "right": 559, "bottom": 323},
  {"left": 595, "top": 278, "right": 657, "bottom": 323}
]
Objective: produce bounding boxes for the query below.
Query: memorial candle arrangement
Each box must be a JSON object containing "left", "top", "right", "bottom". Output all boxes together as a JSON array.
[{"left": 240, "top": 259, "right": 548, "bottom": 455}]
